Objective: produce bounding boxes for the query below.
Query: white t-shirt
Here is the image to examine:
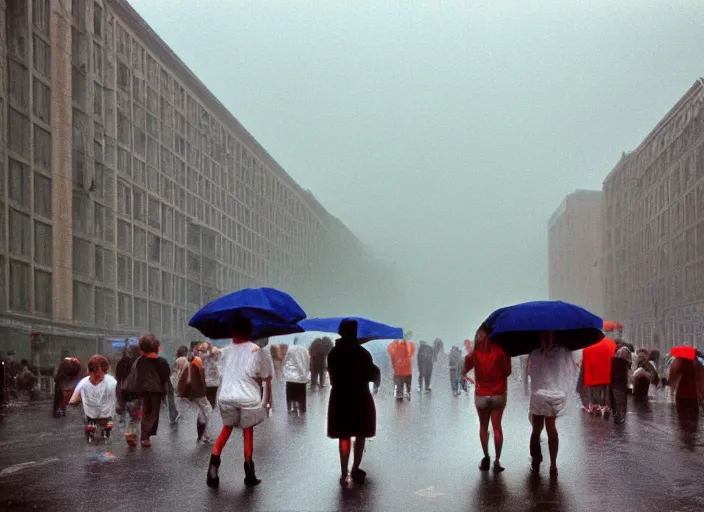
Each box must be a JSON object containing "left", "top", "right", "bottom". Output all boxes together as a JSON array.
[
  {"left": 71, "top": 375, "right": 117, "bottom": 419},
  {"left": 218, "top": 342, "right": 272, "bottom": 409}
]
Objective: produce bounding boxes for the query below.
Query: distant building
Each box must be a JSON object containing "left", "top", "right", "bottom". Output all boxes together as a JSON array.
[
  {"left": 548, "top": 190, "right": 603, "bottom": 317},
  {"left": 602, "top": 79, "right": 704, "bottom": 351},
  {"left": 0, "top": 0, "right": 401, "bottom": 363}
]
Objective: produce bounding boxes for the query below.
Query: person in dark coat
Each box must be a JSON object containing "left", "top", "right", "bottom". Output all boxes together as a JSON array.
[
  {"left": 610, "top": 346, "right": 632, "bottom": 424},
  {"left": 53, "top": 356, "right": 86, "bottom": 417},
  {"left": 417, "top": 341, "right": 434, "bottom": 392},
  {"left": 309, "top": 337, "right": 334, "bottom": 390},
  {"left": 327, "top": 319, "right": 380, "bottom": 487},
  {"left": 135, "top": 334, "right": 171, "bottom": 447}
]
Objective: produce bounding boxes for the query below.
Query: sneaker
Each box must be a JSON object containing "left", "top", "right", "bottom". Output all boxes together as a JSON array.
[{"left": 479, "top": 456, "right": 490, "bottom": 471}]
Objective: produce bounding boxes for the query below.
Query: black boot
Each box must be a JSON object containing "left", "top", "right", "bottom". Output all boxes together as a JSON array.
[
  {"left": 197, "top": 421, "right": 205, "bottom": 442},
  {"left": 206, "top": 454, "right": 220, "bottom": 488},
  {"left": 244, "top": 460, "right": 261, "bottom": 486}
]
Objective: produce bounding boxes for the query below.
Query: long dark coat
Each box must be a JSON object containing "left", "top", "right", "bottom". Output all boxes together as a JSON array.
[{"left": 327, "top": 338, "right": 380, "bottom": 439}]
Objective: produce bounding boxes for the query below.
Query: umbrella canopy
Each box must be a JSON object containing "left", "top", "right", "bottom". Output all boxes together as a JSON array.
[
  {"left": 670, "top": 346, "right": 697, "bottom": 361},
  {"left": 483, "top": 300, "right": 604, "bottom": 357},
  {"left": 299, "top": 317, "right": 403, "bottom": 343},
  {"left": 188, "top": 287, "right": 306, "bottom": 340}
]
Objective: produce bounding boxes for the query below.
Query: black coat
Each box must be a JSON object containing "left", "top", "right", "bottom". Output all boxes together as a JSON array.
[
  {"left": 327, "top": 338, "right": 379, "bottom": 439},
  {"left": 610, "top": 357, "right": 630, "bottom": 391},
  {"left": 136, "top": 357, "right": 171, "bottom": 394}
]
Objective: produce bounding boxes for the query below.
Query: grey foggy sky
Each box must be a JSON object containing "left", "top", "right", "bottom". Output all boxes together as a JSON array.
[{"left": 131, "top": 0, "right": 704, "bottom": 342}]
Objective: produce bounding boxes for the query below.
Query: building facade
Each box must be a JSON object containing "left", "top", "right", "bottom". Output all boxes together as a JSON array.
[
  {"left": 602, "top": 79, "right": 704, "bottom": 351},
  {"left": 548, "top": 190, "right": 604, "bottom": 317},
  {"left": 0, "top": 0, "right": 399, "bottom": 363}
]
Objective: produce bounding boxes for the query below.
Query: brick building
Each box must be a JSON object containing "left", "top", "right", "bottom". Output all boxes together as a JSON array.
[
  {"left": 548, "top": 190, "right": 604, "bottom": 317},
  {"left": 602, "top": 79, "right": 704, "bottom": 351},
  {"left": 0, "top": 0, "right": 401, "bottom": 364}
]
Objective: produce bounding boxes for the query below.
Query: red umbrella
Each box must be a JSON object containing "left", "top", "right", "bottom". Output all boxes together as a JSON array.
[
  {"left": 670, "top": 346, "right": 696, "bottom": 360},
  {"left": 603, "top": 321, "right": 623, "bottom": 332}
]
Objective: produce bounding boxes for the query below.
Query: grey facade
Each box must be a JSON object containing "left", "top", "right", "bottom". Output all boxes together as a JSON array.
[
  {"left": 603, "top": 79, "right": 704, "bottom": 351},
  {"left": 0, "top": 0, "right": 399, "bottom": 362}
]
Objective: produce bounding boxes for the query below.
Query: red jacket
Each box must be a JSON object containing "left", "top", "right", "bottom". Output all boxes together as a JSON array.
[{"left": 583, "top": 337, "right": 616, "bottom": 386}]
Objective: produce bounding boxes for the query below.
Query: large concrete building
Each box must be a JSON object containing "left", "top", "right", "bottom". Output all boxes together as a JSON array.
[
  {"left": 0, "top": 0, "right": 401, "bottom": 363},
  {"left": 603, "top": 79, "right": 704, "bottom": 351},
  {"left": 548, "top": 190, "right": 604, "bottom": 317}
]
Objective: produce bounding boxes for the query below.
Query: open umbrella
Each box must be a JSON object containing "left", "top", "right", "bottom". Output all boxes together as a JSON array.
[
  {"left": 299, "top": 317, "right": 403, "bottom": 343},
  {"left": 483, "top": 300, "right": 604, "bottom": 357},
  {"left": 670, "top": 346, "right": 697, "bottom": 361},
  {"left": 188, "top": 287, "right": 306, "bottom": 340},
  {"left": 603, "top": 321, "right": 623, "bottom": 332}
]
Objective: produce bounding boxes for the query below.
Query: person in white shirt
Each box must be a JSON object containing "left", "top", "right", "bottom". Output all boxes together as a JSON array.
[
  {"left": 206, "top": 316, "right": 273, "bottom": 489},
  {"left": 69, "top": 355, "right": 117, "bottom": 440},
  {"left": 283, "top": 338, "right": 310, "bottom": 414}
]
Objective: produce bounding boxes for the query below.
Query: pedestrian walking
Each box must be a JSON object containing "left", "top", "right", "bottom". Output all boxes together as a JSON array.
[
  {"left": 170, "top": 346, "right": 190, "bottom": 422},
  {"left": 327, "top": 319, "right": 380, "bottom": 488},
  {"left": 53, "top": 356, "right": 85, "bottom": 417},
  {"left": 528, "top": 331, "right": 575, "bottom": 476},
  {"left": 633, "top": 349, "right": 660, "bottom": 400},
  {"left": 134, "top": 334, "right": 171, "bottom": 448},
  {"left": 68, "top": 355, "right": 117, "bottom": 441},
  {"left": 417, "top": 341, "right": 434, "bottom": 392},
  {"left": 582, "top": 336, "right": 616, "bottom": 416},
  {"left": 206, "top": 316, "right": 273, "bottom": 488},
  {"left": 610, "top": 346, "right": 632, "bottom": 424},
  {"left": 196, "top": 342, "right": 222, "bottom": 410},
  {"left": 448, "top": 345, "right": 464, "bottom": 396},
  {"left": 176, "top": 354, "right": 213, "bottom": 444},
  {"left": 464, "top": 325, "right": 511, "bottom": 472},
  {"left": 309, "top": 337, "right": 333, "bottom": 390},
  {"left": 283, "top": 338, "right": 310, "bottom": 414},
  {"left": 115, "top": 341, "right": 141, "bottom": 445},
  {"left": 668, "top": 352, "right": 704, "bottom": 412},
  {"left": 388, "top": 337, "right": 414, "bottom": 400}
]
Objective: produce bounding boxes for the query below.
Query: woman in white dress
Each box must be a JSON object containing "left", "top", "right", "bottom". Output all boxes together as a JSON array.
[{"left": 528, "top": 331, "right": 575, "bottom": 476}]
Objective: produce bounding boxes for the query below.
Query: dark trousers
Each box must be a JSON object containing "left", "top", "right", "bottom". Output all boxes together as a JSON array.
[
  {"left": 418, "top": 364, "right": 433, "bottom": 390},
  {"left": 610, "top": 387, "right": 628, "bottom": 423},
  {"left": 450, "top": 369, "right": 462, "bottom": 393},
  {"left": 394, "top": 375, "right": 412, "bottom": 397},
  {"left": 205, "top": 386, "right": 218, "bottom": 409},
  {"left": 286, "top": 382, "right": 307, "bottom": 412},
  {"left": 166, "top": 381, "right": 178, "bottom": 423},
  {"left": 310, "top": 361, "right": 326, "bottom": 388},
  {"left": 141, "top": 392, "right": 164, "bottom": 441}
]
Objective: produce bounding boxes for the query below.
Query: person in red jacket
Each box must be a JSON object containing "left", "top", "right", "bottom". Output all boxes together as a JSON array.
[
  {"left": 388, "top": 336, "right": 415, "bottom": 400},
  {"left": 464, "top": 325, "right": 511, "bottom": 472},
  {"left": 582, "top": 337, "right": 617, "bottom": 416}
]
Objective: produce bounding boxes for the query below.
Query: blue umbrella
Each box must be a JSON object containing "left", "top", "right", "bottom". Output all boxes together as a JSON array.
[
  {"left": 299, "top": 317, "right": 403, "bottom": 343},
  {"left": 189, "top": 287, "right": 306, "bottom": 340},
  {"left": 483, "top": 300, "right": 604, "bottom": 357}
]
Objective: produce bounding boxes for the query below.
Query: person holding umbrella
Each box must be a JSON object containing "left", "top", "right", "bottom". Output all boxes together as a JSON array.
[
  {"left": 528, "top": 331, "right": 575, "bottom": 475},
  {"left": 327, "top": 319, "right": 380, "bottom": 487},
  {"left": 464, "top": 325, "right": 511, "bottom": 472}
]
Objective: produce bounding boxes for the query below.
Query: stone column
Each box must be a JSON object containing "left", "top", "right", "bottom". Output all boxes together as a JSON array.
[{"left": 51, "top": 0, "right": 73, "bottom": 322}]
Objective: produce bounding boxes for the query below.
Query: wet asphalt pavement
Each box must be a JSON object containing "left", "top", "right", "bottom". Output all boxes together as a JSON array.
[{"left": 1, "top": 373, "right": 703, "bottom": 512}]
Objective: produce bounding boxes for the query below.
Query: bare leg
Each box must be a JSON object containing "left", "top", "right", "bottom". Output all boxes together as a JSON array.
[
  {"left": 351, "top": 437, "right": 366, "bottom": 472},
  {"left": 339, "top": 438, "right": 351, "bottom": 476},
  {"left": 530, "top": 415, "right": 545, "bottom": 470},
  {"left": 545, "top": 417, "right": 559, "bottom": 472},
  {"left": 490, "top": 407, "right": 505, "bottom": 466},
  {"left": 477, "top": 408, "right": 491, "bottom": 458}
]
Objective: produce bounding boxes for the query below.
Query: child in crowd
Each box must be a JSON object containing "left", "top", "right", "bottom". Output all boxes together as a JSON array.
[{"left": 69, "top": 355, "right": 117, "bottom": 441}]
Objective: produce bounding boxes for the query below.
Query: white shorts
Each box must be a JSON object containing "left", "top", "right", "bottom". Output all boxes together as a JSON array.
[{"left": 219, "top": 404, "right": 267, "bottom": 429}]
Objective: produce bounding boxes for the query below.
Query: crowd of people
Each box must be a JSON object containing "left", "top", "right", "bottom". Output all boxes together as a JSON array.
[{"left": 29, "top": 320, "right": 704, "bottom": 490}]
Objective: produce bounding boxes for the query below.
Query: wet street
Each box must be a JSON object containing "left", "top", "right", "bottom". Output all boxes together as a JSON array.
[{"left": 1, "top": 375, "right": 703, "bottom": 512}]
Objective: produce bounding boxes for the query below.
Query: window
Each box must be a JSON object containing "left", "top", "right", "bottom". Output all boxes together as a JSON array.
[
  {"left": 10, "top": 260, "right": 31, "bottom": 312},
  {"left": 33, "top": 125, "right": 52, "bottom": 171},
  {"left": 133, "top": 158, "right": 146, "bottom": 185},
  {"left": 73, "top": 280, "right": 93, "bottom": 322},
  {"left": 117, "top": 147, "right": 130, "bottom": 176},
  {"left": 148, "top": 196, "right": 160, "bottom": 229},
  {"left": 134, "top": 260, "right": 147, "bottom": 294},
  {"left": 93, "top": 2, "right": 103, "bottom": 37},
  {"left": 72, "top": 67, "right": 86, "bottom": 105},
  {"left": 161, "top": 271, "right": 173, "bottom": 301},
  {"left": 149, "top": 301, "right": 161, "bottom": 332},
  {"left": 134, "top": 127, "right": 146, "bottom": 157},
  {"left": 161, "top": 239, "right": 173, "bottom": 269},
  {"left": 9, "top": 109, "right": 30, "bottom": 159},
  {"left": 134, "top": 297, "right": 147, "bottom": 328},
  {"left": 117, "top": 220, "right": 132, "bottom": 252},
  {"left": 175, "top": 247, "right": 185, "bottom": 274},
  {"left": 187, "top": 279, "right": 200, "bottom": 306},
  {"left": 33, "top": 78, "right": 51, "bottom": 124},
  {"left": 175, "top": 276, "right": 185, "bottom": 305},
  {"left": 73, "top": 192, "right": 90, "bottom": 235},
  {"left": 162, "top": 305, "right": 173, "bottom": 335},
  {"left": 33, "top": 35, "right": 51, "bottom": 79},
  {"left": 134, "top": 226, "right": 146, "bottom": 260},
  {"left": 149, "top": 265, "right": 160, "bottom": 297},
  {"left": 9, "top": 209, "right": 31, "bottom": 258},
  {"left": 34, "top": 269, "right": 52, "bottom": 315},
  {"left": 33, "top": 0, "right": 50, "bottom": 34},
  {"left": 73, "top": 237, "right": 92, "bottom": 276},
  {"left": 148, "top": 166, "right": 159, "bottom": 193},
  {"left": 117, "top": 62, "right": 130, "bottom": 93},
  {"left": 117, "top": 254, "right": 132, "bottom": 290},
  {"left": 117, "top": 112, "right": 130, "bottom": 146},
  {"left": 133, "top": 188, "right": 146, "bottom": 223},
  {"left": 94, "top": 202, "right": 105, "bottom": 240},
  {"left": 117, "top": 180, "right": 131, "bottom": 215},
  {"left": 34, "top": 221, "right": 52, "bottom": 266},
  {"left": 9, "top": 60, "right": 29, "bottom": 110},
  {"left": 118, "top": 293, "right": 132, "bottom": 326},
  {"left": 93, "top": 81, "right": 103, "bottom": 117},
  {"left": 148, "top": 233, "right": 161, "bottom": 263},
  {"left": 9, "top": 159, "right": 30, "bottom": 207}
]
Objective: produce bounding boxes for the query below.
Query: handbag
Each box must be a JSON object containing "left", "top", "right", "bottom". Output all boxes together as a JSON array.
[{"left": 121, "top": 357, "right": 141, "bottom": 393}]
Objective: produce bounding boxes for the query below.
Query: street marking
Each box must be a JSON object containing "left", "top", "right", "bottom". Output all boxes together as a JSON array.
[
  {"left": 414, "top": 486, "right": 446, "bottom": 499},
  {"left": 0, "top": 457, "right": 59, "bottom": 477}
]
